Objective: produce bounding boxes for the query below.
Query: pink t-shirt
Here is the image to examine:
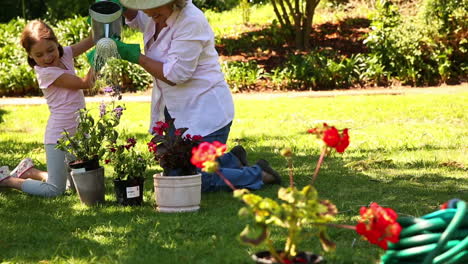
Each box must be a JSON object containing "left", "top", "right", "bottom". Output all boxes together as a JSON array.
[{"left": 34, "top": 46, "right": 86, "bottom": 144}]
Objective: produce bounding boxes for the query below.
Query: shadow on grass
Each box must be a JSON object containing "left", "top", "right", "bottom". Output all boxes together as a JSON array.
[
  {"left": 0, "top": 140, "right": 44, "bottom": 169},
  {"left": 0, "top": 134, "right": 465, "bottom": 263},
  {"left": 0, "top": 108, "right": 6, "bottom": 124}
]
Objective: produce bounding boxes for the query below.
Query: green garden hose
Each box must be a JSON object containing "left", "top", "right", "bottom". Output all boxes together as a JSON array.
[{"left": 380, "top": 199, "right": 468, "bottom": 264}]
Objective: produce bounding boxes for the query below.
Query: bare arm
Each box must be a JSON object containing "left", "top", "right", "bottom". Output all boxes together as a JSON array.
[
  {"left": 52, "top": 68, "right": 95, "bottom": 90},
  {"left": 70, "top": 35, "right": 94, "bottom": 57},
  {"left": 139, "top": 55, "right": 175, "bottom": 86}
]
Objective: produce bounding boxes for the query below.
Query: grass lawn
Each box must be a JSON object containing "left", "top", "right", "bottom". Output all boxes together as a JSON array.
[{"left": 0, "top": 91, "right": 467, "bottom": 263}]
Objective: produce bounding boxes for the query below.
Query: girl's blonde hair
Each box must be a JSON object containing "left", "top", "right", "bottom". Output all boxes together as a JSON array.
[{"left": 20, "top": 20, "right": 63, "bottom": 68}]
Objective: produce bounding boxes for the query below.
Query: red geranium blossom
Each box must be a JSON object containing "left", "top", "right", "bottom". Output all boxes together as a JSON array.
[
  {"left": 323, "top": 126, "right": 350, "bottom": 153},
  {"left": 356, "top": 202, "right": 402, "bottom": 250},
  {"left": 307, "top": 123, "right": 350, "bottom": 153},
  {"left": 191, "top": 141, "right": 227, "bottom": 173},
  {"left": 334, "top": 128, "right": 349, "bottom": 153},
  {"left": 323, "top": 126, "right": 341, "bottom": 147}
]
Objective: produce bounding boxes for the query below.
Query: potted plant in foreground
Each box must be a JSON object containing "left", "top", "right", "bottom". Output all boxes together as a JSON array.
[
  {"left": 234, "top": 123, "right": 352, "bottom": 263},
  {"left": 234, "top": 123, "right": 468, "bottom": 264},
  {"left": 106, "top": 137, "right": 148, "bottom": 206},
  {"left": 56, "top": 96, "right": 123, "bottom": 206},
  {"left": 148, "top": 119, "right": 204, "bottom": 212}
]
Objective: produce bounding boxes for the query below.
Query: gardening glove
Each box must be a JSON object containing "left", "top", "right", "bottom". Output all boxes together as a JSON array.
[
  {"left": 86, "top": 48, "right": 96, "bottom": 68},
  {"left": 113, "top": 39, "right": 141, "bottom": 64}
]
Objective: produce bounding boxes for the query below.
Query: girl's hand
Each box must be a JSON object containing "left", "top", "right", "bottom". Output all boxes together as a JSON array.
[{"left": 85, "top": 68, "right": 96, "bottom": 89}]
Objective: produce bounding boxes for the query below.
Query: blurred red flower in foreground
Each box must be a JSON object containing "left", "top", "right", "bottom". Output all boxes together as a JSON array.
[
  {"left": 309, "top": 123, "right": 350, "bottom": 153},
  {"left": 191, "top": 141, "right": 227, "bottom": 173},
  {"left": 356, "top": 202, "right": 402, "bottom": 250}
]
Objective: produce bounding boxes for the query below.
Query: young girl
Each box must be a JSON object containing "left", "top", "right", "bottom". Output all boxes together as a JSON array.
[{"left": 0, "top": 20, "right": 95, "bottom": 197}]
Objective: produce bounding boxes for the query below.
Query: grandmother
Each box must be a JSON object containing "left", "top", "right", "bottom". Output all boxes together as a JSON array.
[{"left": 116, "top": 0, "right": 282, "bottom": 191}]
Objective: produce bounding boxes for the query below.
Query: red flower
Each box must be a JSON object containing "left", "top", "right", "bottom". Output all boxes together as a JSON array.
[
  {"left": 191, "top": 141, "right": 227, "bottom": 172},
  {"left": 152, "top": 121, "right": 169, "bottom": 135},
  {"left": 192, "top": 135, "right": 203, "bottom": 141},
  {"left": 126, "top": 138, "right": 136, "bottom": 147},
  {"left": 440, "top": 201, "right": 449, "bottom": 210},
  {"left": 105, "top": 159, "right": 111, "bottom": 164},
  {"left": 320, "top": 126, "right": 350, "bottom": 153},
  {"left": 175, "top": 129, "right": 183, "bottom": 136},
  {"left": 356, "top": 202, "right": 402, "bottom": 250},
  {"left": 212, "top": 141, "right": 227, "bottom": 156},
  {"left": 147, "top": 142, "right": 157, "bottom": 153},
  {"left": 323, "top": 126, "right": 341, "bottom": 147},
  {"left": 335, "top": 128, "right": 349, "bottom": 153}
]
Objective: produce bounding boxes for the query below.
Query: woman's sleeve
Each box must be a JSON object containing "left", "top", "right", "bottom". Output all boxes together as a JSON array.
[{"left": 163, "top": 18, "right": 208, "bottom": 84}]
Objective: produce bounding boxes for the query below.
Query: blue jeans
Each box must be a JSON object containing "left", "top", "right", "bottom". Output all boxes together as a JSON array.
[{"left": 164, "top": 108, "right": 263, "bottom": 192}]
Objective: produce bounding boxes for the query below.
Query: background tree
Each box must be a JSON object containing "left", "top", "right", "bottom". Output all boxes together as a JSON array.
[{"left": 271, "top": 0, "right": 321, "bottom": 50}]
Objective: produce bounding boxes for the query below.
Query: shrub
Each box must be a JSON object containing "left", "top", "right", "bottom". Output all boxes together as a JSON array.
[
  {"left": 363, "top": 0, "right": 467, "bottom": 85},
  {"left": 222, "top": 60, "right": 265, "bottom": 92},
  {"left": 269, "top": 50, "right": 360, "bottom": 90},
  {"left": 193, "top": 0, "right": 240, "bottom": 11},
  {"left": 0, "top": 0, "right": 94, "bottom": 23}
]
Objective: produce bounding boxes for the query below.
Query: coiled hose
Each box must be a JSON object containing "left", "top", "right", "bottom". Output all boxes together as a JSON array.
[{"left": 380, "top": 199, "right": 468, "bottom": 264}]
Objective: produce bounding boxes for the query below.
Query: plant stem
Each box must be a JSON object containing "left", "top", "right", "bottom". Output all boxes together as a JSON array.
[
  {"left": 215, "top": 170, "right": 236, "bottom": 191},
  {"left": 311, "top": 222, "right": 356, "bottom": 230},
  {"left": 311, "top": 146, "right": 328, "bottom": 185},
  {"left": 266, "top": 239, "right": 285, "bottom": 264},
  {"left": 284, "top": 210, "right": 299, "bottom": 260},
  {"left": 287, "top": 156, "right": 294, "bottom": 188}
]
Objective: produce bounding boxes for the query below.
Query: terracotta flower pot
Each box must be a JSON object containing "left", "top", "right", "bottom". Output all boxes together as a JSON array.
[
  {"left": 252, "top": 251, "right": 325, "bottom": 264},
  {"left": 153, "top": 173, "right": 201, "bottom": 213}
]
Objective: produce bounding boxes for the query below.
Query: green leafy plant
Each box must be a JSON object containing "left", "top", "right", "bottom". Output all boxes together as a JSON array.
[
  {"left": 234, "top": 124, "right": 410, "bottom": 263},
  {"left": 234, "top": 123, "right": 352, "bottom": 261},
  {"left": 56, "top": 92, "right": 123, "bottom": 166},
  {"left": 105, "top": 137, "right": 148, "bottom": 180},
  {"left": 222, "top": 60, "right": 264, "bottom": 92},
  {"left": 271, "top": 51, "right": 361, "bottom": 90}
]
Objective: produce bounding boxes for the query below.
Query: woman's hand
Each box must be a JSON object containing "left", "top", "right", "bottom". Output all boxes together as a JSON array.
[{"left": 114, "top": 39, "right": 141, "bottom": 64}]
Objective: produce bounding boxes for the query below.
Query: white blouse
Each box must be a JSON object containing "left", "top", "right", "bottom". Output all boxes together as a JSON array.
[{"left": 126, "top": 1, "right": 234, "bottom": 137}]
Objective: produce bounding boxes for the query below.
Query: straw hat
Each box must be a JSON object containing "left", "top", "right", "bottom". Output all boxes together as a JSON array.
[{"left": 120, "top": 0, "right": 174, "bottom": 10}]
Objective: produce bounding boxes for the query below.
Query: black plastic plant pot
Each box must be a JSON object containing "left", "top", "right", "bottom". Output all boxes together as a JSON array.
[
  {"left": 252, "top": 251, "right": 325, "bottom": 264},
  {"left": 69, "top": 156, "right": 100, "bottom": 171},
  {"left": 113, "top": 178, "right": 144, "bottom": 206}
]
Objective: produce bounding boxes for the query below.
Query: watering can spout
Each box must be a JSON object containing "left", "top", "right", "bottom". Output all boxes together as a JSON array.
[{"left": 89, "top": 1, "right": 122, "bottom": 43}]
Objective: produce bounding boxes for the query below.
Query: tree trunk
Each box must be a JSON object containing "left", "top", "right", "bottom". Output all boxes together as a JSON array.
[
  {"left": 303, "top": 0, "right": 320, "bottom": 50},
  {"left": 272, "top": 0, "right": 322, "bottom": 51},
  {"left": 293, "top": 0, "right": 304, "bottom": 50}
]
